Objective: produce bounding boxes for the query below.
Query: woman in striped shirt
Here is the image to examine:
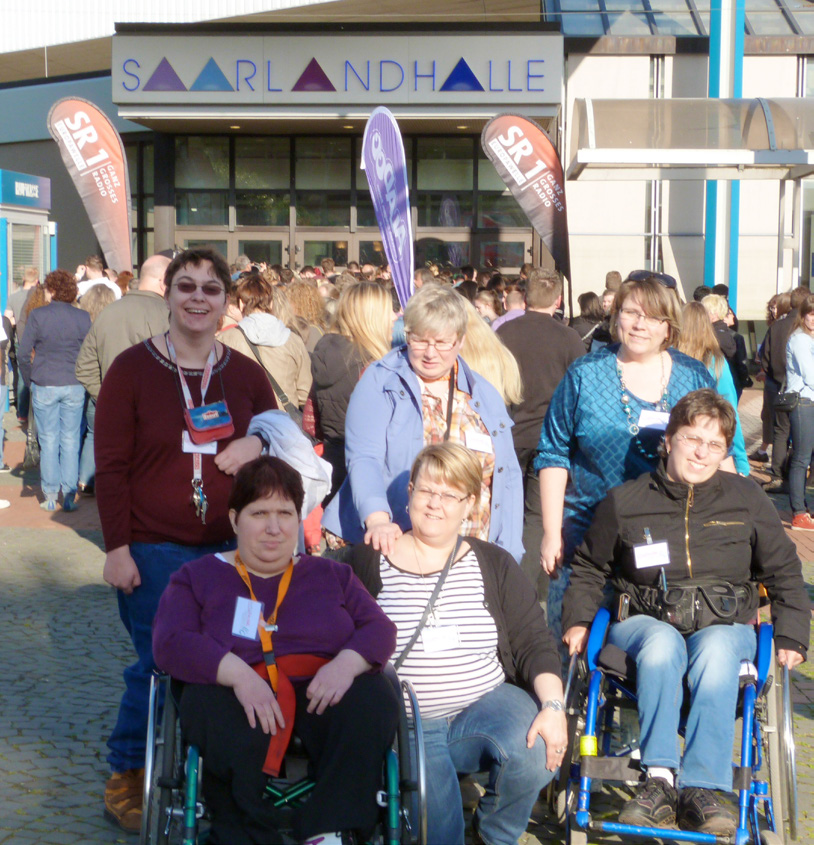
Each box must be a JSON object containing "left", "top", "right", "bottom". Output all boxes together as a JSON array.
[{"left": 349, "top": 442, "right": 566, "bottom": 845}]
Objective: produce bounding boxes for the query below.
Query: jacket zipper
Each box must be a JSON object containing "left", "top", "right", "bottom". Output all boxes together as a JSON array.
[
  {"left": 703, "top": 520, "right": 745, "bottom": 527},
  {"left": 685, "top": 485, "right": 694, "bottom": 577}
]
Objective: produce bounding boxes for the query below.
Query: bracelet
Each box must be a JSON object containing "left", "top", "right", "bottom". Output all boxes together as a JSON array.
[{"left": 541, "top": 699, "right": 564, "bottom": 712}]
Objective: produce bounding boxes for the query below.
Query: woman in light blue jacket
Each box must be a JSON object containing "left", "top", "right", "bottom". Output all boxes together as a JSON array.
[
  {"left": 322, "top": 284, "right": 524, "bottom": 563},
  {"left": 785, "top": 294, "right": 814, "bottom": 529}
]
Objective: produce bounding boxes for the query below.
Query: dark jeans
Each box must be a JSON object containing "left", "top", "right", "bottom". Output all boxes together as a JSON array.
[
  {"left": 180, "top": 673, "right": 399, "bottom": 844},
  {"left": 788, "top": 398, "right": 814, "bottom": 514},
  {"left": 107, "top": 539, "right": 235, "bottom": 773},
  {"left": 768, "top": 378, "right": 792, "bottom": 478},
  {"left": 515, "top": 447, "right": 548, "bottom": 605}
]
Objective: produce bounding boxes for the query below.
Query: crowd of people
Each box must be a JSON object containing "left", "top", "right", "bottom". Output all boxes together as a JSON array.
[{"left": 0, "top": 251, "right": 809, "bottom": 845}]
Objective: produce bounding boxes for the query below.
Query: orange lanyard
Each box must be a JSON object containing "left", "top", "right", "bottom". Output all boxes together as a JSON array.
[{"left": 235, "top": 552, "right": 294, "bottom": 692}]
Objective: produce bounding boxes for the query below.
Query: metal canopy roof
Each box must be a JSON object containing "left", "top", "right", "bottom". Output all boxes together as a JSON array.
[{"left": 567, "top": 97, "right": 814, "bottom": 181}]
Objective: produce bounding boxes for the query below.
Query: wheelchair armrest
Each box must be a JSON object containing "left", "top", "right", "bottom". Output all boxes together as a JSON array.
[{"left": 586, "top": 607, "right": 612, "bottom": 671}]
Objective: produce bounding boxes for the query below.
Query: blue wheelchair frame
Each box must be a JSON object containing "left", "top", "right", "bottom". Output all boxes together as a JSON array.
[{"left": 564, "top": 607, "right": 790, "bottom": 845}]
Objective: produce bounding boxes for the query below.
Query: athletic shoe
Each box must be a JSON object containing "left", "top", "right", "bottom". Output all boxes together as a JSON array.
[
  {"left": 62, "top": 492, "right": 80, "bottom": 512},
  {"left": 748, "top": 448, "right": 769, "bottom": 463},
  {"left": 104, "top": 768, "right": 144, "bottom": 833},
  {"left": 0, "top": 500, "right": 10, "bottom": 510},
  {"left": 40, "top": 498, "right": 57, "bottom": 512},
  {"left": 678, "top": 787, "right": 736, "bottom": 835},
  {"left": 618, "top": 777, "right": 677, "bottom": 827},
  {"left": 763, "top": 477, "right": 788, "bottom": 494},
  {"left": 791, "top": 513, "right": 814, "bottom": 531},
  {"left": 0, "top": 464, "right": 10, "bottom": 473}
]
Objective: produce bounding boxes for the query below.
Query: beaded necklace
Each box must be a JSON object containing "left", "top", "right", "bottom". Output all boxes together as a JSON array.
[{"left": 616, "top": 352, "right": 669, "bottom": 460}]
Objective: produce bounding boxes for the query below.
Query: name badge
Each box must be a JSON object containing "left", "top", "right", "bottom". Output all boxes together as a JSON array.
[
  {"left": 465, "top": 430, "right": 494, "bottom": 453},
  {"left": 633, "top": 541, "right": 671, "bottom": 569},
  {"left": 182, "top": 430, "right": 218, "bottom": 455},
  {"left": 637, "top": 409, "right": 670, "bottom": 431},
  {"left": 232, "top": 596, "right": 264, "bottom": 640},
  {"left": 422, "top": 625, "right": 461, "bottom": 654}
]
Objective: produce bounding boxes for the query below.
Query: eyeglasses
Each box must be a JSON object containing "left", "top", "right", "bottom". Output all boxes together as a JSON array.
[
  {"left": 406, "top": 335, "right": 458, "bottom": 353},
  {"left": 618, "top": 308, "right": 666, "bottom": 328},
  {"left": 674, "top": 433, "right": 727, "bottom": 456},
  {"left": 172, "top": 280, "right": 226, "bottom": 297},
  {"left": 410, "top": 485, "right": 469, "bottom": 506}
]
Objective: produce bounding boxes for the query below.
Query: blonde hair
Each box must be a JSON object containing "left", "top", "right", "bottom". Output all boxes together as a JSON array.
[
  {"left": 701, "top": 294, "right": 730, "bottom": 323},
  {"left": 676, "top": 301, "right": 724, "bottom": 379},
  {"left": 403, "top": 284, "right": 468, "bottom": 340},
  {"left": 611, "top": 278, "right": 682, "bottom": 350},
  {"left": 459, "top": 298, "right": 523, "bottom": 406},
  {"left": 287, "top": 280, "right": 327, "bottom": 330},
  {"left": 79, "top": 283, "right": 116, "bottom": 322},
  {"left": 410, "top": 441, "right": 482, "bottom": 500},
  {"left": 270, "top": 286, "right": 298, "bottom": 331},
  {"left": 333, "top": 282, "right": 393, "bottom": 363}
]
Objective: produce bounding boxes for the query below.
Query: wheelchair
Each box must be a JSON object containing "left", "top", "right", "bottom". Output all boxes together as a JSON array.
[
  {"left": 557, "top": 607, "right": 798, "bottom": 845},
  {"left": 139, "top": 666, "right": 427, "bottom": 845}
]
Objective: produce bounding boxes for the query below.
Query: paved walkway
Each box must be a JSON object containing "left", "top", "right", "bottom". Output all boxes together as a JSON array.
[{"left": 0, "top": 388, "right": 811, "bottom": 844}]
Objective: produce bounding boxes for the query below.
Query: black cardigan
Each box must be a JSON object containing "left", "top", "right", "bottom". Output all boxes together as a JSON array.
[{"left": 348, "top": 536, "right": 562, "bottom": 688}]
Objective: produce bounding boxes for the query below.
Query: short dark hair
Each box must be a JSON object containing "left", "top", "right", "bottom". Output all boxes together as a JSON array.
[
  {"left": 577, "top": 291, "right": 604, "bottom": 321},
  {"left": 693, "top": 285, "right": 711, "bottom": 302},
  {"left": 235, "top": 274, "right": 273, "bottom": 315},
  {"left": 605, "top": 270, "right": 622, "bottom": 291},
  {"left": 165, "top": 248, "right": 231, "bottom": 293},
  {"left": 228, "top": 456, "right": 305, "bottom": 518},
  {"left": 790, "top": 285, "right": 811, "bottom": 310},
  {"left": 712, "top": 283, "right": 729, "bottom": 297},
  {"left": 460, "top": 264, "right": 476, "bottom": 281},
  {"left": 85, "top": 255, "right": 104, "bottom": 272},
  {"left": 44, "top": 268, "right": 78, "bottom": 303},
  {"left": 526, "top": 268, "right": 562, "bottom": 309},
  {"left": 665, "top": 388, "right": 736, "bottom": 449}
]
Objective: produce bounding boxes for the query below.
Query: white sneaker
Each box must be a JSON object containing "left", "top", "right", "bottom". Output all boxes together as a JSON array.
[{"left": 0, "top": 500, "right": 10, "bottom": 510}]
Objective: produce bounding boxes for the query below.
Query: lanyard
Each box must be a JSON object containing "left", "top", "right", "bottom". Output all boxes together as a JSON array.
[
  {"left": 165, "top": 332, "right": 218, "bottom": 523},
  {"left": 235, "top": 552, "right": 294, "bottom": 692},
  {"left": 443, "top": 362, "right": 457, "bottom": 442}
]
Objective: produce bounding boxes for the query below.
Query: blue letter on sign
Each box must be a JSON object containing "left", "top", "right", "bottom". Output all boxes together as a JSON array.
[
  {"left": 123, "top": 58, "right": 141, "bottom": 92},
  {"left": 237, "top": 60, "right": 257, "bottom": 91}
]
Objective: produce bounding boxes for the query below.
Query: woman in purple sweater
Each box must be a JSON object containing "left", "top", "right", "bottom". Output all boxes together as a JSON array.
[{"left": 153, "top": 456, "right": 399, "bottom": 845}]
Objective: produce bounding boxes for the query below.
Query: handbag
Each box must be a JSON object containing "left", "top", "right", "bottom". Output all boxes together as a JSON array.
[
  {"left": 183, "top": 400, "right": 235, "bottom": 445},
  {"left": 238, "top": 327, "right": 317, "bottom": 445},
  {"left": 774, "top": 389, "right": 799, "bottom": 413}
]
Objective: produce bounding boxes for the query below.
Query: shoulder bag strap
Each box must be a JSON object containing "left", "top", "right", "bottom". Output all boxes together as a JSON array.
[
  {"left": 237, "top": 325, "right": 298, "bottom": 416},
  {"left": 393, "top": 535, "right": 462, "bottom": 670}
]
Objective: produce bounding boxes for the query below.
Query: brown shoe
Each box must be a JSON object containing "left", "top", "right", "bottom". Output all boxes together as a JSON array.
[{"left": 104, "top": 768, "right": 144, "bottom": 832}]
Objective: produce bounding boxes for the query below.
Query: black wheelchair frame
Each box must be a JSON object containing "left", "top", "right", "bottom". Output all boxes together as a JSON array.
[
  {"left": 139, "top": 667, "right": 427, "bottom": 845},
  {"left": 557, "top": 608, "right": 798, "bottom": 845}
]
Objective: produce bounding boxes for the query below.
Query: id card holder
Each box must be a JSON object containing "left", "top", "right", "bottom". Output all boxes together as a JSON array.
[
  {"left": 633, "top": 541, "right": 670, "bottom": 569},
  {"left": 637, "top": 409, "right": 670, "bottom": 431},
  {"left": 422, "top": 625, "right": 461, "bottom": 654},
  {"left": 182, "top": 430, "right": 218, "bottom": 455},
  {"left": 232, "top": 596, "right": 264, "bottom": 640},
  {"left": 465, "top": 430, "right": 494, "bottom": 453}
]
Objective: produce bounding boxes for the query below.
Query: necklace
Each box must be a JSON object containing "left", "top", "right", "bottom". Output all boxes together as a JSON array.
[{"left": 616, "top": 352, "right": 670, "bottom": 460}]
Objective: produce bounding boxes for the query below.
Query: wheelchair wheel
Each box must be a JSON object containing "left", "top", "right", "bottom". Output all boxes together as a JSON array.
[
  {"left": 141, "top": 676, "right": 179, "bottom": 845},
  {"left": 766, "top": 655, "right": 798, "bottom": 842},
  {"left": 399, "top": 678, "right": 427, "bottom": 845},
  {"left": 554, "top": 654, "right": 585, "bottom": 826}
]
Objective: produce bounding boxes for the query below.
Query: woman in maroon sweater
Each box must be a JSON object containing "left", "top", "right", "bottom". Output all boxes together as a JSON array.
[
  {"left": 153, "top": 456, "right": 398, "bottom": 845},
  {"left": 96, "top": 248, "right": 277, "bottom": 832}
]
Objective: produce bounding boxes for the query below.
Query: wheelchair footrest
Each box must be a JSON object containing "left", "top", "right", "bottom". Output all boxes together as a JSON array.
[{"left": 580, "top": 755, "right": 644, "bottom": 783}]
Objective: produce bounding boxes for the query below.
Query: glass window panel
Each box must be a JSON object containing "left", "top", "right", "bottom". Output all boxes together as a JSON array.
[
  {"left": 236, "top": 191, "right": 290, "bottom": 226},
  {"left": 478, "top": 193, "right": 528, "bottom": 228},
  {"left": 478, "top": 157, "right": 512, "bottom": 193},
  {"left": 745, "top": 0, "right": 793, "bottom": 35},
  {"left": 126, "top": 144, "right": 138, "bottom": 194},
  {"left": 792, "top": 4, "right": 814, "bottom": 35},
  {"left": 131, "top": 198, "right": 138, "bottom": 229},
  {"left": 296, "top": 191, "right": 350, "bottom": 227},
  {"left": 478, "top": 240, "right": 528, "bottom": 270},
  {"left": 807, "top": 59, "right": 814, "bottom": 97},
  {"left": 295, "top": 138, "right": 351, "bottom": 190},
  {"left": 145, "top": 231, "right": 155, "bottom": 261},
  {"left": 11, "top": 224, "right": 40, "bottom": 284},
  {"left": 359, "top": 240, "right": 388, "bottom": 266},
  {"left": 302, "top": 240, "right": 349, "bottom": 267},
  {"left": 561, "top": 11, "right": 606, "bottom": 33},
  {"left": 175, "top": 191, "right": 229, "bottom": 226},
  {"left": 145, "top": 196, "right": 154, "bottom": 229},
  {"left": 357, "top": 196, "right": 379, "bottom": 227},
  {"left": 183, "top": 239, "right": 229, "bottom": 258},
  {"left": 607, "top": 11, "right": 653, "bottom": 33},
  {"left": 175, "top": 137, "right": 229, "bottom": 189},
  {"left": 415, "top": 237, "right": 470, "bottom": 268},
  {"left": 236, "top": 137, "right": 290, "bottom": 190},
  {"left": 238, "top": 240, "right": 284, "bottom": 266},
  {"left": 416, "top": 193, "right": 473, "bottom": 228},
  {"left": 356, "top": 142, "right": 412, "bottom": 196},
  {"left": 651, "top": 11, "right": 699, "bottom": 34},
  {"left": 143, "top": 143, "right": 154, "bottom": 194},
  {"left": 417, "top": 138, "right": 473, "bottom": 191}
]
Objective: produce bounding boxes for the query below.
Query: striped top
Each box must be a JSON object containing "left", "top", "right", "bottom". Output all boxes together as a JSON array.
[{"left": 377, "top": 549, "right": 505, "bottom": 719}]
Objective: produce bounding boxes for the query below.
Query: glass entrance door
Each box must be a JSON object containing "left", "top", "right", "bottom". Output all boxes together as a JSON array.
[{"left": 178, "top": 232, "right": 290, "bottom": 269}]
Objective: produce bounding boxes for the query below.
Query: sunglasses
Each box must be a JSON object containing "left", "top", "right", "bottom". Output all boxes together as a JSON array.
[
  {"left": 172, "top": 280, "right": 226, "bottom": 297},
  {"left": 626, "top": 270, "right": 678, "bottom": 290}
]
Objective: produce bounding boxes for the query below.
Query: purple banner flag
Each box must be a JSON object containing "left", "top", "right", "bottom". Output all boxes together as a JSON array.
[{"left": 361, "top": 107, "right": 414, "bottom": 307}]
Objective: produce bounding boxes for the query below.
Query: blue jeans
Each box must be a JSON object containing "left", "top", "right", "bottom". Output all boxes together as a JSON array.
[
  {"left": 31, "top": 383, "right": 85, "bottom": 497},
  {"left": 421, "top": 683, "right": 556, "bottom": 845},
  {"left": 608, "top": 615, "right": 757, "bottom": 791},
  {"left": 78, "top": 395, "right": 95, "bottom": 487},
  {"left": 107, "top": 539, "right": 235, "bottom": 773},
  {"left": 788, "top": 398, "right": 814, "bottom": 514}
]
